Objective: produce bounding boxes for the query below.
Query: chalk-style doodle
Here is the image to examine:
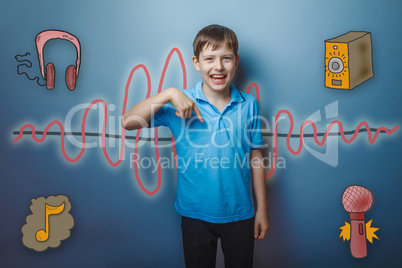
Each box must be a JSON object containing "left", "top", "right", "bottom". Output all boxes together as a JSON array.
[
  {"left": 325, "top": 31, "right": 373, "bottom": 90},
  {"left": 12, "top": 48, "right": 399, "bottom": 196},
  {"left": 303, "top": 101, "right": 339, "bottom": 167},
  {"left": 35, "top": 202, "right": 65, "bottom": 242},
  {"left": 14, "top": 52, "right": 46, "bottom": 86},
  {"left": 22, "top": 195, "right": 74, "bottom": 252},
  {"left": 340, "top": 185, "right": 379, "bottom": 258},
  {"left": 35, "top": 30, "right": 81, "bottom": 90},
  {"left": 15, "top": 30, "right": 81, "bottom": 90}
]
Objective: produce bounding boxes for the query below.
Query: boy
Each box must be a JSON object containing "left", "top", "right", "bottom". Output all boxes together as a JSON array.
[{"left": 122, "top": 24, "right": 269, "bottom": 268}]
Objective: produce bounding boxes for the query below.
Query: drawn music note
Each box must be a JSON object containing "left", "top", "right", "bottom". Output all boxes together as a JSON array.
[{"left": 35, "top": 202, "right": 65, "bottom": 242}]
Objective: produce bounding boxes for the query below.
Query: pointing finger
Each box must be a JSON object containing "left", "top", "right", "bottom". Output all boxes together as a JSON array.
[{"left": 192, "top": 104, "right": 204, "bottom": 123}]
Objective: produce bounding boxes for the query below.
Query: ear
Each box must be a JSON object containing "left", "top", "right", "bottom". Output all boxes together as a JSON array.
[
  {"left": 192, "top": 56, "right": 201, "bottom": 71},
  {"left": 235, "top": 54, "right": 240, "bottom": 69}
]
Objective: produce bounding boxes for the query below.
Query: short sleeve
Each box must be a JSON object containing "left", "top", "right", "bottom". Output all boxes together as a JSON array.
[
  {"left": 147, "top": 103, "right": 176, "bottom": 128},
  {"left": 247, "top": 99, "right": 265, "bottom": 149}
]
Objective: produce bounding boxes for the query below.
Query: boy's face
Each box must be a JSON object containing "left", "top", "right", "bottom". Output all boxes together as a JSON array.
[{"left": 192, "top": 42, "right": 240, "bottom": 94}]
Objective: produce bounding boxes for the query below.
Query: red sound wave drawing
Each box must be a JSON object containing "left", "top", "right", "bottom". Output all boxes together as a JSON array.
[
  {"left": 13, "top": 48, "right": 400, "bottom": 196},
  {"left": 246, "top": 82, "right": 399, "bottom": 178}
]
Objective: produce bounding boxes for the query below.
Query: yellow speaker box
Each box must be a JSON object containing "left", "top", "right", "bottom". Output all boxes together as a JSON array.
[{"left": 325, "top": 31, "right": 373, "bottom": 90}]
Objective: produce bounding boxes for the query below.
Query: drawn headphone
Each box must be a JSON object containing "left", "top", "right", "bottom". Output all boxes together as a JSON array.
[{"left": 35, "top": 30, "right": 81, "bottom": 90}]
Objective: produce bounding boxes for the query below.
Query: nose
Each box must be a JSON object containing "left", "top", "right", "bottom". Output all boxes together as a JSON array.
[{"left": 214, "top": 60, "right": 224, "bottom": 71}]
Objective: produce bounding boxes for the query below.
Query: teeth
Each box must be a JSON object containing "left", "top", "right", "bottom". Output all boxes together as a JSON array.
[{"left": 211, "top": 75, "right": 225, "bottom": 78}]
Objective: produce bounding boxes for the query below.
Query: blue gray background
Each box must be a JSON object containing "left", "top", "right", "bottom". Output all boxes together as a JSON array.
[{"left": 1, "top": 0, "right": 401, "bottom": 267}]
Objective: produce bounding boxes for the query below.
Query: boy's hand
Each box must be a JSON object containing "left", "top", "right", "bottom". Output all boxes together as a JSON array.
[
  {"left": 167, "top": 88, "right": 203, "bottom": 123},
  {"left": 254, "top": 209, "right": 270, "bottom": 240}
]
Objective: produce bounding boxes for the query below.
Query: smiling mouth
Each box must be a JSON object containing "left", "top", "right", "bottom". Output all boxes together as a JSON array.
[{"left": 210, "top": 74, "right": 227, "bottom": 82}]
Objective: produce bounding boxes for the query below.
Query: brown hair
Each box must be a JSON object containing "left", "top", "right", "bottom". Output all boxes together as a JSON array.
[{"left": 193, "top": 24, "right": 238, "bottom": 60}]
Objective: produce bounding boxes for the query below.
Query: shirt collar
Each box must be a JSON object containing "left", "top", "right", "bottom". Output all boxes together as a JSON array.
[{"left": 194, "top": 80, "right": 245, "bottom": 105}]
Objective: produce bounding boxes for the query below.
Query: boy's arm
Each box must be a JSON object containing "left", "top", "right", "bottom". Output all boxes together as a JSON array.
[
  {"left": 250, "top": 148, "right": 270, "bottom": 240},
  {"left": 121, "top": 87, "right": 203, "bottom": 130}
]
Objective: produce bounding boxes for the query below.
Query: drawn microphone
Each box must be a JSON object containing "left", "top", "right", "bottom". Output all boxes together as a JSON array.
[{"left": 341, "top": 185, "right": 373, "bottom": 258}]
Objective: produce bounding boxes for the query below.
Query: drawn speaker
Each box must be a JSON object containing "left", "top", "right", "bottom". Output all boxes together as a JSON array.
[{"left": 325, "top": 31, "right": 373, "bottom": 90}]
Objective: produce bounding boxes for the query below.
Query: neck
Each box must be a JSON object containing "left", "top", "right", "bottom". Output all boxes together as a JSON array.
[{"left": 201, "top": 83, "right": 231, "bottom": 103}]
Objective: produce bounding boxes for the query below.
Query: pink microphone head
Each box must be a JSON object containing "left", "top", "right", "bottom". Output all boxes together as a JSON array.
[{"left": 342, "top": 185, "right": 373, "bottom": 213}]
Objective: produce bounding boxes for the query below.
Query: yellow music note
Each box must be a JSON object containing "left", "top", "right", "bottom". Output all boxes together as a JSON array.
[{"left": 35, "top": 202, "right": 65, "bottom": 242}]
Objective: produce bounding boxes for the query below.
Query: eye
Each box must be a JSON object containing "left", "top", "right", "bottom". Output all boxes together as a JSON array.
[
  {"left": 205, "top": 57, "right": 213, "bottom": 61},
  {"left": 223, "top": 56, "right": 233, "bottom": 61}
]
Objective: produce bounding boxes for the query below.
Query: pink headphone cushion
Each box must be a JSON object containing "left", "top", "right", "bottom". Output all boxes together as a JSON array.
[
  {"left": 65, "top": 65, "right": 76, "bottom": 90},
  {"left": 46, "top": 63, "right": 55, "bottom": 90}
]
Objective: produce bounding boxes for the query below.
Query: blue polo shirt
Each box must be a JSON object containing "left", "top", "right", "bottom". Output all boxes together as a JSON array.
[{"left": 148, "top": 81, "right": 264, "bottom": 223}]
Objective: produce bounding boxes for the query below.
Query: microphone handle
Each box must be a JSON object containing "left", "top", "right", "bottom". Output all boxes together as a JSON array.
[{"left": 350, "top": 213, "right": 367, "bottom": 258}]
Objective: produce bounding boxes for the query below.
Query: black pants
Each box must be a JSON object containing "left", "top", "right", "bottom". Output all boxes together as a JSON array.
[{"left": 181, "top": 216, "right": 254, "bottom": 268}]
